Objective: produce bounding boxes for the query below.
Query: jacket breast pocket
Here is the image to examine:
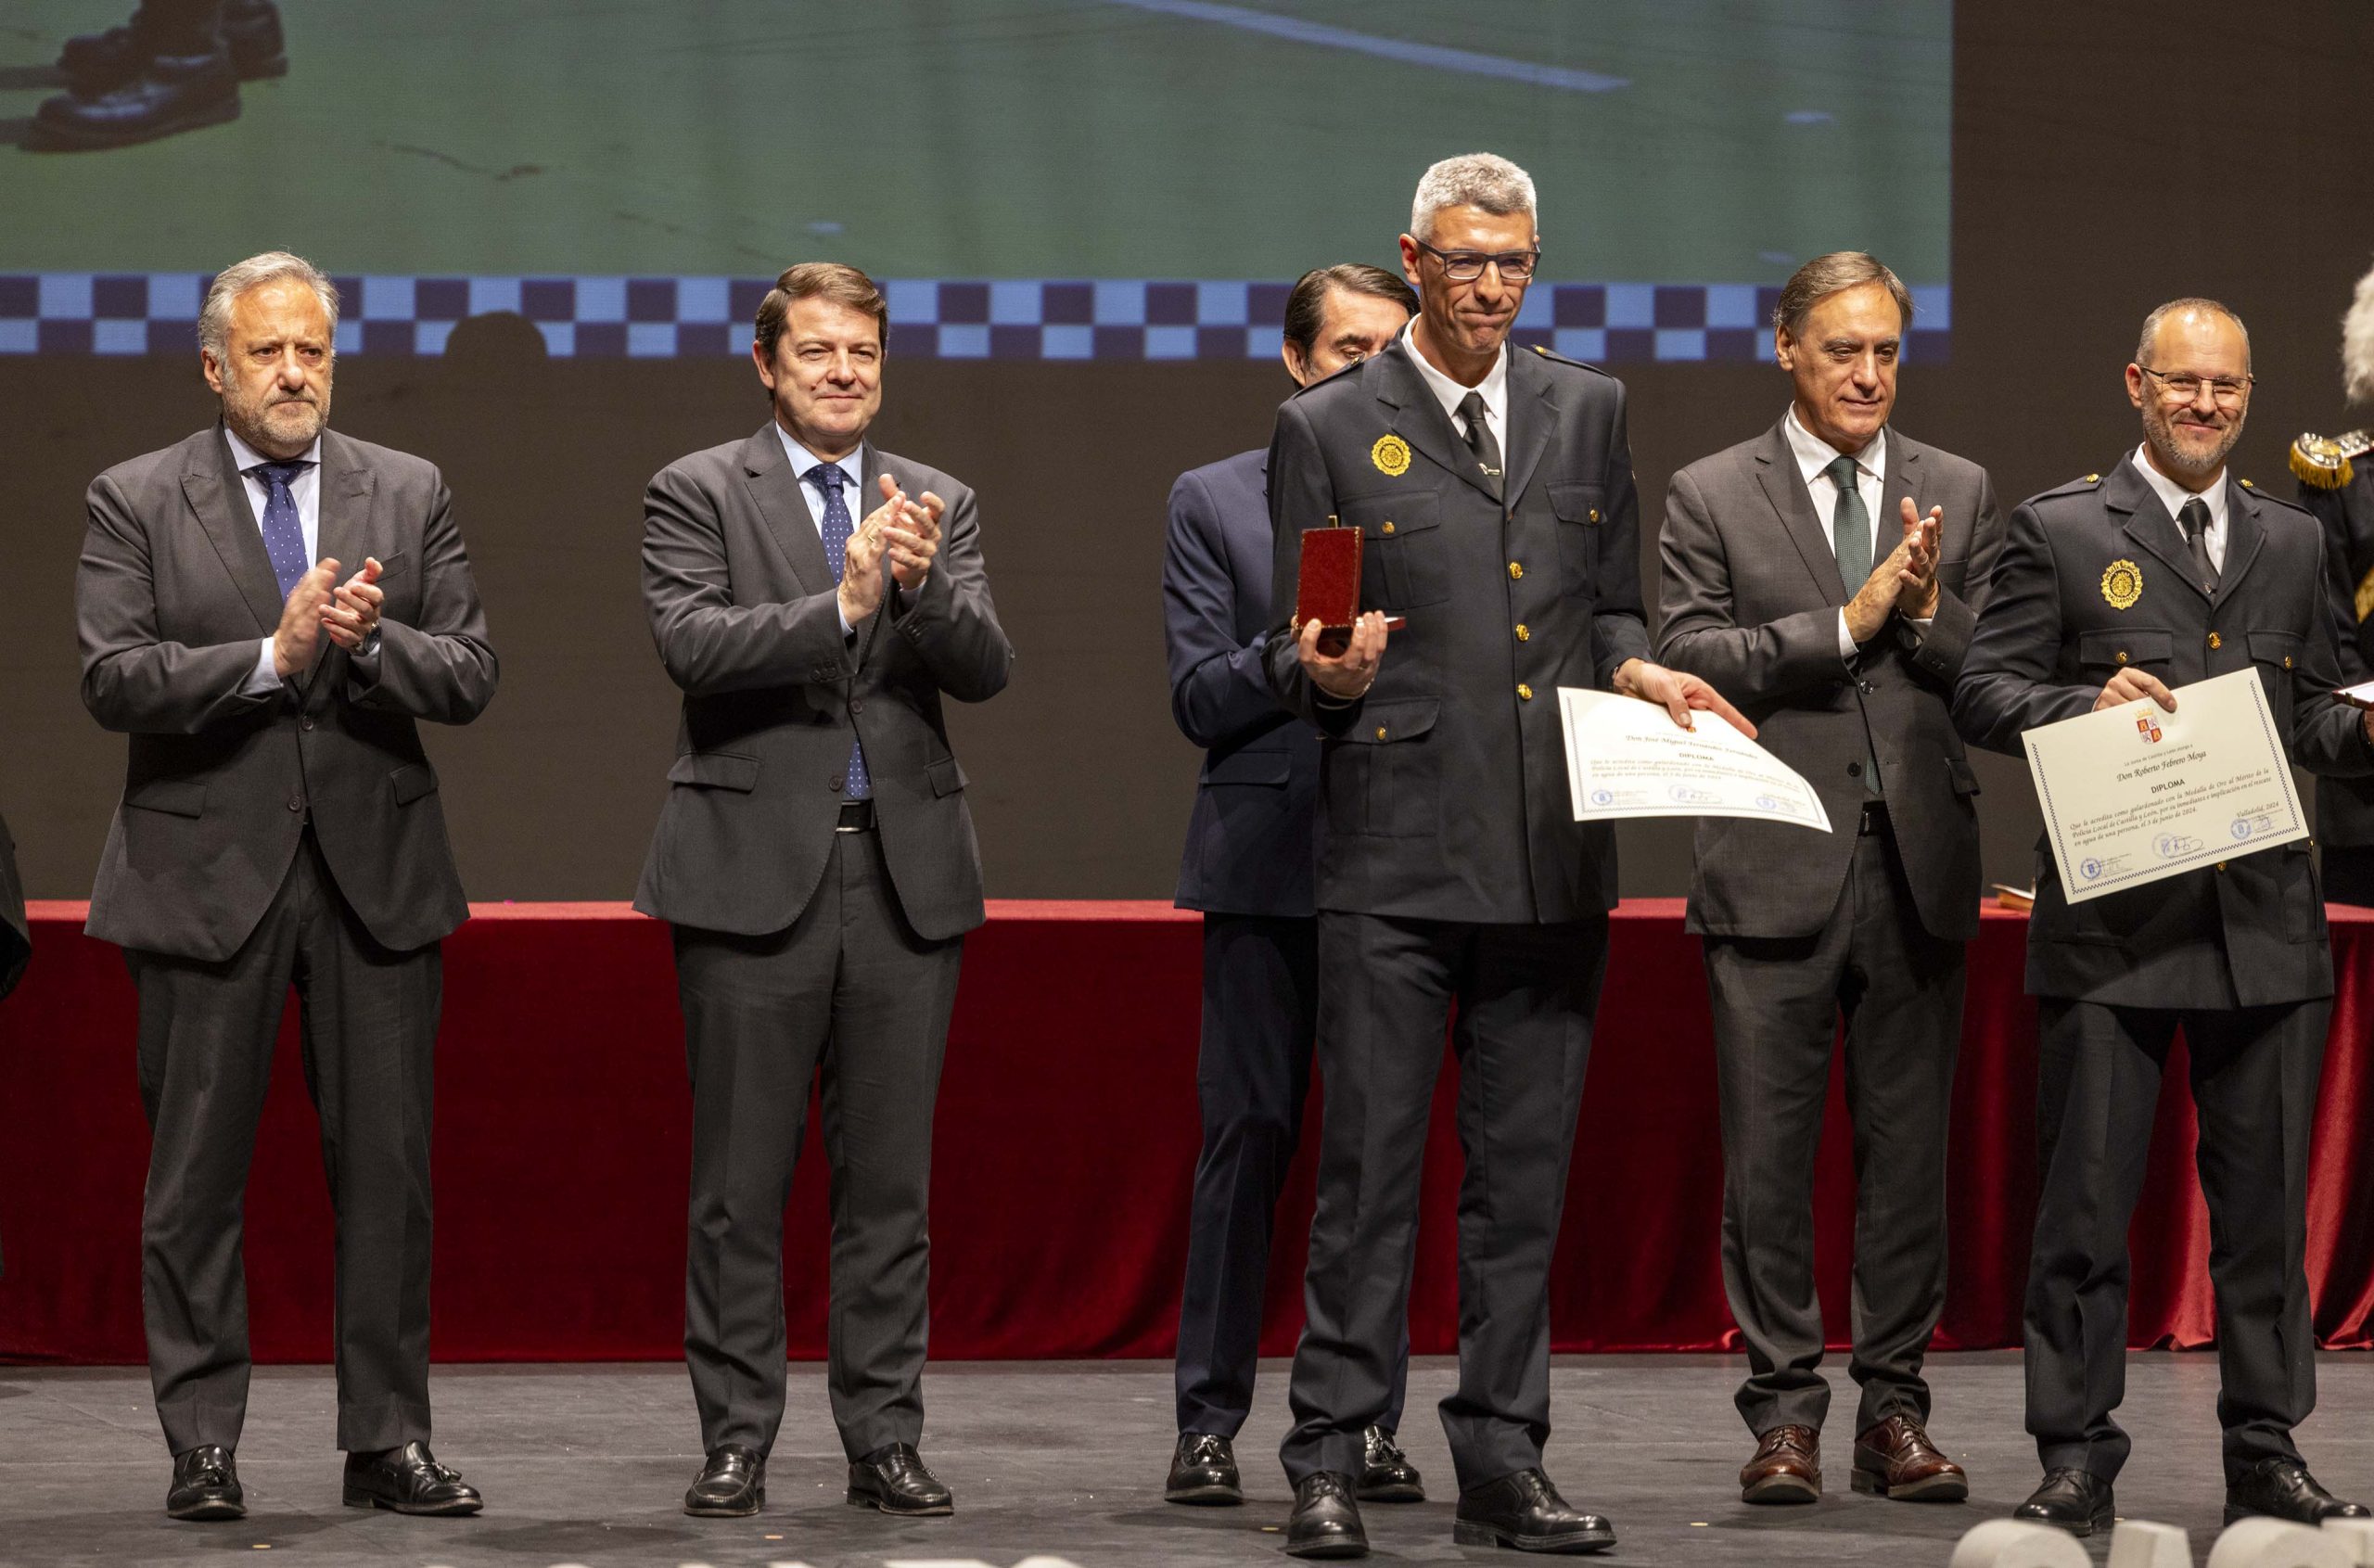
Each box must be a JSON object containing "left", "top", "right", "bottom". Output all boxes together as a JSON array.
[
  {"left": 1549, "top": 480, "right": 1603, "bottom": 595},
  {"left": 1323, "top": 697, "right": 1439, "bottom": 838},
  {"left": 2076, "top": 628, "right": 2173, "bottom": 675},
  {"left": 2247, "top": 631, "right": 2305, "bottom": 714},
  {"left": 1337, "top": 492, "right": 1447, "bottom": 611}
]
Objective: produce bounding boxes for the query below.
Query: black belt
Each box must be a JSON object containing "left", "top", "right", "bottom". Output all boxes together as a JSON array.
[
  {"left": 836, "top": 798, "right": 875, "bottom": 833},
  {"left": 1858, "top": 798, "right": 1889, "bottom": 836}
]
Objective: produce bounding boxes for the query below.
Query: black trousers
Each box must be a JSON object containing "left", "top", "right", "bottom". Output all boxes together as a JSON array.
[
  {"left": 129, "top": 830, "right": 440, "bottom": 1456},
  {"left": 1175, "top": 912, "right": 1408, "bottom": 1439},
  {"left": 674, "top": 826, "right": 962, "bottom": 1461},
  {"left": 1702, "top": 824, "right": 1964, "bottom": 1437},
  {"left": 2026, "top": 999, "right": 2326, "bottom": 1485},
  {"left": 1283, "top": 911, "right": 1605, "bottom": 1492}
]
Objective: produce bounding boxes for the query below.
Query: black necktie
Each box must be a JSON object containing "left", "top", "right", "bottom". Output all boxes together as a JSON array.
[
  {"left": 1458, "top": 390, "right": 1502, "bottom": 502},
  {"left": 2178, "top": 496, "right": 2219, "bottom": 594}
]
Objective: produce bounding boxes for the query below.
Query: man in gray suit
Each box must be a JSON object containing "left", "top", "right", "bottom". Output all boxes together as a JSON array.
[
  {"left": 638, "top": 261, "right": 1012, "bottom": 1521},
  {"left": 1658, "top": 251, "right": 2002, "bottom": 1508},
  {"left": 1162, "top": 262, "right": 1422, "bottom": 1509},
  {"left": 76, "top": 250, "right": 496, "bottom": 1521},
  {"left": 1957, "top": 299, "right": 2374, "bottom": 1535},
  {"left": 1264, "top": 153, "right": 1746, "bottom": 1560}
]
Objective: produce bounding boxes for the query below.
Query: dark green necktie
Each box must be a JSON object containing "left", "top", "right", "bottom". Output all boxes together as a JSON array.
[{"left": 1827, "top": 453, "right": 1883, "bottom": 796}]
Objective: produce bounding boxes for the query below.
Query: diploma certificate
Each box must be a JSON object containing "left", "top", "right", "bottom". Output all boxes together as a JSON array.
[
  {"left": 2022, "top": 668, "right": 2306, "bottom": 904},
  {"left": 1558, "top": 687, "right": 1832, "bottom": 831}
]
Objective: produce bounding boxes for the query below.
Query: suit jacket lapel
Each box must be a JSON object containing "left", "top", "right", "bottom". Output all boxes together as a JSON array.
[
  {"left": 313, "top": 429, "right": 376, "bottom": 587},
  {"left": 2105, "top": 458, "right": 2212, "bottom": 606},
  {"left": 184, "top": 425, "right": 287, "bottom": 636},
  {"left": 1882, "top": 427, "right": 1924, "bottom": 553},
  {"left": 742, "top": 424, "right": 834, "bottom": 596},
  {"left": 1751, "top": 417, "right": 1848, "bottom": 606},
  {"left": 1370, "top": 343, "right": 1500, "bottom": 504},
  {"left": 1501, "top": 347, "right": 1555, "bottom": 509},
  {"left": 2218, "top": 478, "right": 2266, "bottom": 601}
]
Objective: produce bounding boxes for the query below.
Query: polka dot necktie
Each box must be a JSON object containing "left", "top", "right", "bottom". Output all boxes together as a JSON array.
[
  {"left": 249, "top": 460, "right": 313, "bottom": 601},
  {"left": 809, "top": 462, "right": 873, "bottom": 801}
]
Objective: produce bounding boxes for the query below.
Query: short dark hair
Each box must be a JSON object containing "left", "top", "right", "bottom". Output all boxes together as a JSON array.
[
  {"left": 755, "top": 261, "right": 889, "bottom": 359},
  {"left": 1283, "top": 264, "right": 1418, "bottom": 356},
  {"left": 1772, "top": 251, "right": 1912, "bottom": 340}
]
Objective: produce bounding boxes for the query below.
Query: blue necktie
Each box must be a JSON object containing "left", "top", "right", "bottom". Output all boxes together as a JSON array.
[
  {"left": 250, "top": 460, "right": 313, "bottom": 601},
  {"left": 810, "top": 462, "right": 873, "bottom": 801}
]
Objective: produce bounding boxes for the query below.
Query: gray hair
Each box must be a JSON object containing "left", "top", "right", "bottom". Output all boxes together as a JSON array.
[
  {"left": 1410, "top": 153, "right": 1537, "bottom": 241},
  {"left": 1771, "top": 251, "right": 1912, "bottom": 340},
  {"left": 2343, "top": 259, "right": 2374, "bottom": 406},
  {"left": 198, "top": 250, "right": 339, "bottom": 360},
  {"left": 2136, "top": 297, "right": 2250, "bottom": 369}
]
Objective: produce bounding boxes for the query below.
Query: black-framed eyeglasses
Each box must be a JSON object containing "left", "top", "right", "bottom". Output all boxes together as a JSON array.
[
  {"left": 1412, "top": 237, "right": 1540, "bottom": 284},
  {"left": 2138, "top": 365, "right": 2253, "bottom": 405}
]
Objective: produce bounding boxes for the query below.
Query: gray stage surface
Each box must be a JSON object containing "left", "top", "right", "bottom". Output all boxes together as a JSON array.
[{"left": 3, "top": 1354, "right": 2369, "bottom": 1566}]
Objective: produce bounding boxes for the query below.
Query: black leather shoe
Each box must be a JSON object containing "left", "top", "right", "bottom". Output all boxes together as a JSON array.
[
  {"left": 27, "top": 50, "right": 240, "bottom": 152},
  {"left": 1356, "top": 1424, "right": 1424, "bottom": 1503},
  {"left": 684, "top": 1443, "right": 765, "bottom": 1517},
  {"left": 2012, "top": 1467, "right": 2113, "bottom": 1536},
  {"left": 59, "top": 0, "right": 287, "bottom": 92},
  {"left": 847, "top": 1443, "right": 952, "bottom": 1516},
  {"left": 166, "top": 1445, "right": 244, "bottom": 1522},
  {"left": 1165, "top": 1432, "right": 1242, "bottom": 1505},
  {"left": 1285, "top": 1472, "right": 1367, "bottom": 1559},
  {"left": 342, "top": 1442, "right": 483, "bottom": 1515},
  {"left": 1453, "top": 1468, "right": 1615, "bottom": 1554},
  {"left": 2225, "top": 1458, "right": 2373, "bottom": 1526}
]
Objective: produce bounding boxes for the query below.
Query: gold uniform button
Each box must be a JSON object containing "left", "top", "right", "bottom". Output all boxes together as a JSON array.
[
  {"left": 2240, "top": 478, "right": 2255, "bottom": 489},
  {"left": 2086, "top": 473, "right": 2101, "bottom": 482},
  {"left": 1514, "top": 623, "right": 1530, "bottom": 642},
  {"left": 1375, "top": 725, "right": 1388, "bottom": 740},
  {"left": 1589, "top": 508, "right": 1601, "bottom": 522},
  {"left": 1516, "top": 683, "right": 1534, "bottom": 701},
  {"left": 2208, "top": 632, "right": 2222, "bottom": 650},
  {"left": 2215, "top": 860, "right": 2228, "bottom": 872},
  {"left": 2115, "top": 651, "right": 2128, "bottom": 665},
  {"left": 1382, "top": 521, "right": 1396, "bottom": 535},
  {"left": 2283, "top": 655, "right": 2294, "bottom": 669},
  {"left": 1508, "top": 561, "right": 1525, "bottom": 580}
]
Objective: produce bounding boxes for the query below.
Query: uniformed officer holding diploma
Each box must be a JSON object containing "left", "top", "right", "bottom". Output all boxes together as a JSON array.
[{"left": 1954, "top": 298, "right": 2374, "bottom": 1536}]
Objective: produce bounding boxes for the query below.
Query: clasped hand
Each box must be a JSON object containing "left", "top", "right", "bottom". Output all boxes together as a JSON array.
[
  {"left": 838, "top": 473, "right": 942, "bottom": 626},
  {"left": 273, "top": 556, "right": 385, "bottom": 678},
  {"left": 1844, "top": 498, "right": 1944, "bottom": 644}
]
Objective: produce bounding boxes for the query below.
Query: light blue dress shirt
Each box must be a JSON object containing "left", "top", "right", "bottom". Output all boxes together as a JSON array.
[{"left": 773, "top": 423, "right": 867, "bottom": 637}]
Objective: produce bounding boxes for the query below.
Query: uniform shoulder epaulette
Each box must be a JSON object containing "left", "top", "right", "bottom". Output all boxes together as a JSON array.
[
  {"left": 2291, "top": 428, "right": 2371, "bottom": 490},
  {"left": 2235, "top": 476, "right": 2313, "bottom": 518},
  {"left": 1286, "top": 356, "right": 1365, "bottom": 399},
  {"left": 1526, "top": 341, "right": 1614, "bottom": 377},
  {"left": 2032, "top": 471, "right": 2106, "bottom": 502}
]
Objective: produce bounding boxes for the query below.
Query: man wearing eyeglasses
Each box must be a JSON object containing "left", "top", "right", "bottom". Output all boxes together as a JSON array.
[
  {"left": 1263, "top": 152, "right": 1747, "bottom": 1560},
  {"left": 1657, "top": 252, "right": 2001, "bottom": 1511},
  {"left": 1956, "top": 299, "right": 2374, "bottom": 1536}
]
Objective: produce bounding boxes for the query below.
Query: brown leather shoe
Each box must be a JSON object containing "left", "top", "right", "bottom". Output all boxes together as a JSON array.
[
  {"left": 1850, "top": 1415, "right": 1967, "bottom": 1501},
  {"left": 1740, "top": 1425, "right": 1820, "bottom": 1504}
]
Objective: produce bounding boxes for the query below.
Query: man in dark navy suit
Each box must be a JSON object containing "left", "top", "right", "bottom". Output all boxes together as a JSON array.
[{"left": 1161, "top": 263, "right": 1417, "bottom": 1509}]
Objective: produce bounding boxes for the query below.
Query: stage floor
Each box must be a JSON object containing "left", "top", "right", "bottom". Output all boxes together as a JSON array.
[{"left": 4, "top": 1355, "right": 2370, "bottom": 1566}]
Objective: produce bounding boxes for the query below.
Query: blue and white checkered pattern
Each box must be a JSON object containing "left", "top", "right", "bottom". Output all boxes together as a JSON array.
[{"left": 0, "top": 274, "right": 1951, "bottom": 363}]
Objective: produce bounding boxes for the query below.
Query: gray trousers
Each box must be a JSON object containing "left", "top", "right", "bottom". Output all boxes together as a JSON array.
[
  {"left": 129, "top": 830, "right": 440, "bottom": 1457},
  {"left": 673, "top": 825, "right": 962, "bottom": 1461},
  {"left": 2026, "top": 998, "right": 2325, "bottom": 1485},
  {"left": 1282, "top": 911, "right": 1606, "bottom": 1493},
  {"left": 1704, "top": 822, "right": 1964, "bottom": 1438}
]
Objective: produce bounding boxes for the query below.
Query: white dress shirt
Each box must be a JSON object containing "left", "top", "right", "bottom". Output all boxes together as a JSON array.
[
  {"left": 2129, "top": 442, "right": 2228, "bottom": 573},
  {"left": 773, "top": 422, "right": 867, "bottom": 635},
  {"left": 1401, "top": 318, "right": 1510, "bottom": 472},
  {"left": 226, "top": 426, "right": 323, "bottom": 695},
  {"left": 1783, "top": 407, "right": 1927, "bottom": 660}
]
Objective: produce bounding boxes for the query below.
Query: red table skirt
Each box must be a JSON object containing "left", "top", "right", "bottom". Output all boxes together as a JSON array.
[{"left": 3, "top": 899, "right": 2371, "bottom": 1364}]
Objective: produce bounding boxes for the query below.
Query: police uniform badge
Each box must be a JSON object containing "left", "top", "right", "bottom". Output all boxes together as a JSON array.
[
  {"left": 2101, "top": 558, "right": 2143, "bottom": 610},
  {"left": 1371, "top": 434, "right": 1411, "bottom": 478}
]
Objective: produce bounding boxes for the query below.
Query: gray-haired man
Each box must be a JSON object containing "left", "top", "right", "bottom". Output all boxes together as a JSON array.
[
  {"left": 76, "top": 250, "right": 495, "bottom": 1521},
  {"left": 1265, "top": 152, "right": 1746, "bottom": 1559},
  {"left": 1658, "top": 251, "right": 2002, "bottom": 1508}
]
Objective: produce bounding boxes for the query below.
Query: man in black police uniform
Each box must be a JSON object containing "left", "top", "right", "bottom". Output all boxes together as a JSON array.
[
  {"left": 2291, "top": 257, "right": 2374, "bottom": 906},
  {"left": 1161, "top": 263, "right": 1423, "bottom": 1509},
  {"left": 1956, "top": 298, "right": 2374, "bottom": 1536},
  {"left": 1264, "top": 153, "right": 1746, "bottom": 1559}
]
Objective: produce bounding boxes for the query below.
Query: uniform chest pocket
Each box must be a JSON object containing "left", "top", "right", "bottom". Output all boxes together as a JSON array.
[
  {"left": 2076, "top": 629, "right": 2172, "bottom": 673},
  {"left": 1549, "top": 481, "right": 1604, "bottom": 594},
  {"left": 1337, "top": 492, "right": 1448, "bottom": 610}
]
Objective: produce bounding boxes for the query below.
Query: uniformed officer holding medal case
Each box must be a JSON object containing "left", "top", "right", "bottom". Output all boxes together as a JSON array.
[
  {"left": 1955, "top": 298, "right": 2374, "bottom": 1537},
  {"left": 1262, "top": 152, "right": 1749, "bottom": 1561}
]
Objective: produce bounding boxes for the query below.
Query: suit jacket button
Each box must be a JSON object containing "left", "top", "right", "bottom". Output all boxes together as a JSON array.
[
  {"left": 300, "top": 718, "right": 314, "bottom": 732},
  {"left": 830, "top": 775, "right": 846, "bottom": 791},
  {"left": 287, "top": 799, "right": 302, "bottom": 812},
  {"left": 1847, "top": 761, "right": 1863, "bottom": 778},
  {"left": 1508, "top": 561, "right": 1524, "bottom": 580},
  {"left": 1859, "top": 681, "right": 1874, "bottom": 694},
  {"left": 850, "top": 698, "right": 864, "bottom": 715}
]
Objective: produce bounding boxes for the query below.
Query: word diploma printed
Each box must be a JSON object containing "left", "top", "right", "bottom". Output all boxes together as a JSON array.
[
  {"left": 2022, "top": 668, "right": 2307, "bottom": 904},
  {"left": 1558, "top": 687, "right": 1831, "bottom": 830}
]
